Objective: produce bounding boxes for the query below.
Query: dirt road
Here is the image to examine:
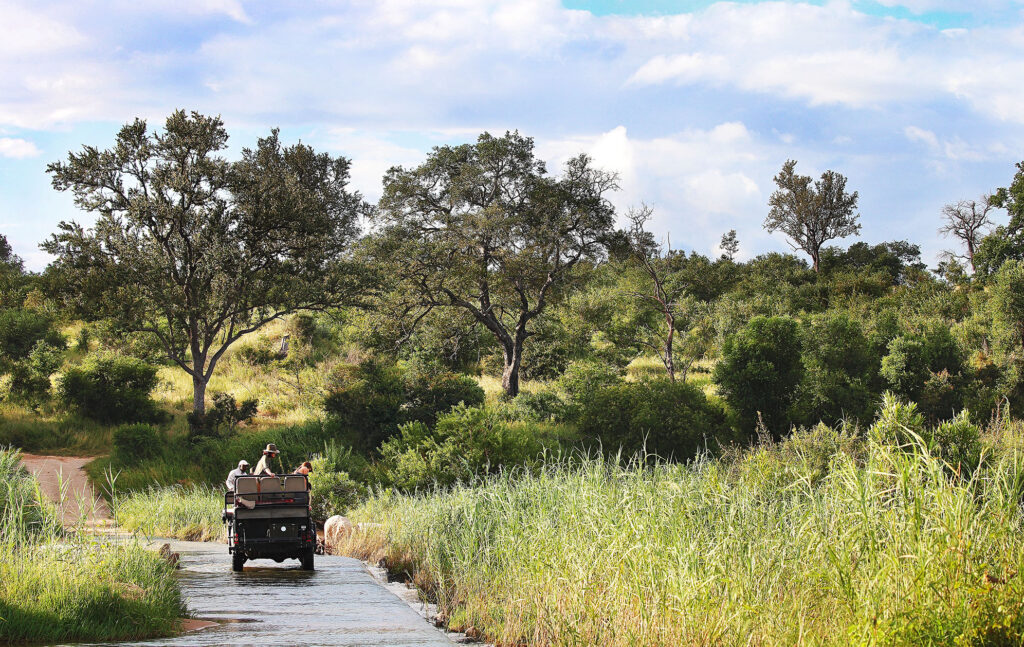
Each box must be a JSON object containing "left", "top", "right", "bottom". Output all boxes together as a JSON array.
[{"left": 19, "top": 454, "right": 111, "bottom": 527}]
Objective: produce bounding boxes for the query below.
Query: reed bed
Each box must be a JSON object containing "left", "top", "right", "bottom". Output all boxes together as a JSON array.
[
  {"left": 340, "top": 438, "right": 1024, "bottom": 646},
  {"left": 116, "top": 484, "right": 224, "bottom": 542},
  {"left": 0, "top": 447, "right": 184, "bottom": 644}
]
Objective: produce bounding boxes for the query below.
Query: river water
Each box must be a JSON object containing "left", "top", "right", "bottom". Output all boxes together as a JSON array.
[{"left": 67, "top": 540, "right": 456, "bottom": 647}]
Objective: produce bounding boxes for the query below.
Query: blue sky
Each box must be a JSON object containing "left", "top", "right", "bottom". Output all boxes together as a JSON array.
[{"left": 1, "top": 0, "right": 1023, "bottom": 270}]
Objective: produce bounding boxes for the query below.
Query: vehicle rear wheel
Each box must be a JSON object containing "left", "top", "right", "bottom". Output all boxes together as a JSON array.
[
  {"left": 232, "top": 553, "right": 246, "bottom": 572},
  {"left": 300, "top": 549, "right": 314, "bottom": 571}
]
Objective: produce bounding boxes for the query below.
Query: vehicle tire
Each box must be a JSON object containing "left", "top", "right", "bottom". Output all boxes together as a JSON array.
[
  {"left": 300, "top": 549, "right": 314, "bottom": 571},
  {"left": 232, "top": 553, "right": 246, "bottom": 572}
]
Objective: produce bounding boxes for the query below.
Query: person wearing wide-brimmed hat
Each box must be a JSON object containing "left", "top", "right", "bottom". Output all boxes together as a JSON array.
[{"left": 254, "top": 443, "right": 280, "bottom": 477}]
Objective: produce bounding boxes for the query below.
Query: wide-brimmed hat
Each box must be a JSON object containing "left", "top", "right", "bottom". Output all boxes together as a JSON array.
[
  {"left": 237, "top": 459, "right": 250, "bottom": 468},
  {"left": 263, "top": 443, "right": 280, "bottom": 454}
]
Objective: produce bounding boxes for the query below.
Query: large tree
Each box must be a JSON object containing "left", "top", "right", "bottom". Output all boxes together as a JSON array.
[
  {"left": 44, "top": 110, "right": 370, "bottom": 425},
  {"left": 939, "top": 197, "right": 993, "bottom": 273},
  {"left": 373, "top": 131, "right": 618, "bottom": 397},
  {"left": 975, "top": 162, "right": 1024, "bottom": 275},
  {"left": 765, "top": 159, "right": 861, "bottom": 272}
]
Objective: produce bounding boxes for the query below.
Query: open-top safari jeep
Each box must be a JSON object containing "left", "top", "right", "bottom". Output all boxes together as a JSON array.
[{"left": 223, "top": 474, "right": 315, "bottom": 571}]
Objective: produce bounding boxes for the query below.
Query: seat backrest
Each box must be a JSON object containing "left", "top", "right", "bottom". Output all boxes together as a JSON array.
[
  {"left": 235, "top": 477, "right": 259, "bottom": 495},
  {"left": 259, "top": 477, "right": 283, "bottom": 493},
  {"left": 283, "top": 475, "right": 307, "bottom": 493}
]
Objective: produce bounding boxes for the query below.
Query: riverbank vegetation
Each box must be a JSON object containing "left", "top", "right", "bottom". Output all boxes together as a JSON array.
[
  {"left": 340, "top": 407, "right": 1024, "bottom": 645},
  {"left": 0, "top": 447, "right": 184, "bottom": 644}
]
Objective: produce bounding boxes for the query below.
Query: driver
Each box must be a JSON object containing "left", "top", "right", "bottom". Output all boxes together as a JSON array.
[{"left": 253, "top": 443, "right": 280, "bottom": 476}]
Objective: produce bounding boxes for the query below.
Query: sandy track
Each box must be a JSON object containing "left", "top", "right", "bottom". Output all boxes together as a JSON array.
[{"left": 19, "top": 454, "right": 111, "bottom": 527}]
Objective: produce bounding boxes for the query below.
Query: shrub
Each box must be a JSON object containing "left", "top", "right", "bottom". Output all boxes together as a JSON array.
[
  {"left": 0, "top": 308, "right": 64, "bottom": 364},
  {"left": 378, "top": 404, "right": 570, "bottom": 490},
  {"left": 556, "top": 359, "right": 622, "bottom": 406},
  {"left": 404, "top": 370, "right": 485, "bottom": 426},
  {"left": 794, "top": 312, "right": 878, "bottom": 426},
  {"left": 57, "top": 353, "right": 161, "bottom": 423},
  {"left": 578, "top": 379, "right": 731, "bottom": 460},
  {"left": 112, "top": 424, "right": 160, "bottom": 465},
  {"left": 5, "top": 340, "right": 64, "bottom": 409},
  {"left": 931, "top": 410, "right": 982, "bottom": 474},
  {"left": 235, "top": 336, "right": 278, "bottom": 365},
  {"left": 713, "top": 316, "right": 803, "bottom": 436},
  {"left": 308, "top": 457, "right": 367, "bottom": 520},
  {"left": 494, "top": 389, "right": 567, "bottom": 422},
  {"left": 868, "top": 392, "right": 927, "bottom": 447},
  {"left": 323, "top": 360, "right": 484, "bottom": 454},
  {"left": 189, "top": 392, "right": 258, "bottom": 440},
  {"left": 880, "top": 324, "right": 964, "bottom": 403}
]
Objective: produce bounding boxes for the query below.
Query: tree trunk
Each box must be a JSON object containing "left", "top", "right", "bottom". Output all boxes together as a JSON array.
[
  {"left": 501, "top": 342, "right": 523, "bottom": 398},
  {"left": 191, "top": 373, "right": 208, "bottom": 426},
  {"left": 664, "top": 314, "right": 676, "bottom": 382},
  {"left": 811, "top": 248, "right": 820, "bottom": 273}
]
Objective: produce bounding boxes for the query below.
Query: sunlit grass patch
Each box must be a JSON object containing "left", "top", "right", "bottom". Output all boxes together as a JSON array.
[
  {"left": 343, "top": 442, "right": 1024, "bottom": 646},
  {"left": 116, "top": 485, "right": 223, "bottom": 542}
]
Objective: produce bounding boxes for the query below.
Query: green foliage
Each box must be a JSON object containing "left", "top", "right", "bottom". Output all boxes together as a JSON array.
[
  {"left": 0, "top": 308, "right": 65, "bottom": 365},
  {"left": 556, "top": 359, "right": 622, "bottom": 406},
  {"left": 112, "top": 423, "right": 160, "bottom": 465},
  {"left": 115, "top": 485, "right": 222, "bottom": 542},
  {"left": 714, "top": 316, "right": 803, "bottom": 435},
  {"left": 869, "top": 393, "right": 981, "bottom": 476},
  {"left": 236, "top": 336, "right": 279, "bottom": 365},
  {"left": 44, "top": 110, "right": 371, "bottom": 423},
  {"left": 880, "top": 323, "right": 964, "bottom": 405},
  {"left": 868, "top": 392, "right": 927, "bottom": 446},
  {"left": 189, "top": 392, "right": 258, "bottom": 440},
  {"left": 308, "top": 457, "right": 367, "bottom": 519},
  {"left": 794, "top": 311, "right": 877, "bottom": 425},
  {"left": 323, "top": 360, "right": 484, "bottom": 454},
  {"left": 992, "top": 259, "right": 1024, "bottom": 351},
  {"left": 5, "top": 340, "right": 64, "bottom": 409},
  {"left": 577, "top": 379, "right": 730, "bottom": 460},
  {"left": 378, "top": 404, "right": 571, "bottom": 490},
  {"left": 373, "top": 130, "right": 617, "bottom": 396},
  {"left": 931, "top": 410, "right": 982, "bottom": 473},
  {"left": 57, "top": 353, "right": 160, "bottom": 424}
]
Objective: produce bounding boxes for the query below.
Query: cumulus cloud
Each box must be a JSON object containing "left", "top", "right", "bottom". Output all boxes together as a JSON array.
[{"left": 0, "top": 137, "right": 40, "bottom": 158}]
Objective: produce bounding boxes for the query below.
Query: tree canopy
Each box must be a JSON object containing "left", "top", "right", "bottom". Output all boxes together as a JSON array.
[
  {"left": 372, "top": 131, "right": 618, "bottom": 397},
  {"left": 44, "top": 110, "right": 371, "bottom": 425},
  {"left": 765, "top": 160, "right": 861, "bottom": 272}
]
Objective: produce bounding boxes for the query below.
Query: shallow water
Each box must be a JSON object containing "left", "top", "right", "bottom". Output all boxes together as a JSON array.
[{"left": 64, "top": 540, "right": 454, "bottom": 647}]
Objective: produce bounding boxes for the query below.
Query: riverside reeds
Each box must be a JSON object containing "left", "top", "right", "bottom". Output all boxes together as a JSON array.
[
  {"left": 339, "top": 429, "right": 1024, "bottom": 646},
  {"left": 0, "top": 447, "right": 184, "bottom": 644},
  {"left": 116, "top": 484, "right": 224, "bottom": 541}
]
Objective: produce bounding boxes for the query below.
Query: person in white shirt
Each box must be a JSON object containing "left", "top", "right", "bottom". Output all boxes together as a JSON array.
[{"left": 225, "top": 459, "right": 250, "bottom": 491}]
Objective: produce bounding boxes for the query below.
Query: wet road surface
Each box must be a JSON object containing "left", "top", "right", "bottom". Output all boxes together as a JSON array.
[{"left": 69, "top": 540, "right": 455, "bottom": 647}]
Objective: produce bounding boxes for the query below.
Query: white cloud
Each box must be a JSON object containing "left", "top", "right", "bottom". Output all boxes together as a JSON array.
[
  {"left": 0, "top": 137, "right": 40, "bottom": 158},
  {"left": 905, "top": 125, "right": 940, "bottom": 148}
]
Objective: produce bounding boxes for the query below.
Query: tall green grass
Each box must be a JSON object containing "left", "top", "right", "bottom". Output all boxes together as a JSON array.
[
  {"left": 340, "top": 433, "right": 1024, "bottom": 646},
  {"left": 116, "top": 485, "right": 223, "bottom": 541},
  {"left": 0, "top": 447, "right": 185, "bottom": 644}
]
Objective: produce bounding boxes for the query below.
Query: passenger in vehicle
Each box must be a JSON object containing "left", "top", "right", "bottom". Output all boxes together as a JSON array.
[
  {"left": 293, "top": 461, "right": 312, "bottom": 476},
  {"left": 225, "top": 459, "right": 250, "bottom": 491},
  {"left": 253, "top": 443, "right": 280, "bottom": 476}
]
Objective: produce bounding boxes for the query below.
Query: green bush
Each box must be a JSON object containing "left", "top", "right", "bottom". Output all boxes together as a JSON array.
[
  {"left": 308, "top": 457, "right": 367, "bottom": 520},
  {"left": 5, "top": 340, "right": 64, "bottom": 410},
  {"left": 235, "top": 335, "right": 278, "bottom": 365},
  {"left": 931, "top": 410, "right": 982, "bottom": 474},
  {"left": 794, "top": 311, "right": 878, "bottom": 426},
  {"left": 112, "top": 424, "right": 160, "bottom": 465},
  {"left": 556, "top": 359, "right": 622, "bottom": 407},
  {"left": 577, "top": 379, "right": 731, "bottom": 460},
  {"left": 713, "top": 316, "right": 803, "bottom": 436},
  {"left": 378, "top": 404, "right": 570, "bottom": 490},
  {"left": 57, "top": 353, "right": 161, "bottom": 424},
  {"left": 189, "top": 392, "right": 258, "bottom": 441},
  {"left": 880, "top": 324, "right": 964, "bottom": 403},
  {"left": 0, "top": 309, "right": 65, "bottom": 365},
  {"left": 323, "top": 360, "right": 484, "bottom": 454}
]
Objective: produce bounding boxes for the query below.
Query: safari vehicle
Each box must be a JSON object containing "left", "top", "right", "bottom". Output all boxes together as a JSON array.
[{"left": 223, "top": 474, "right": 316, "bottom": 571}]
